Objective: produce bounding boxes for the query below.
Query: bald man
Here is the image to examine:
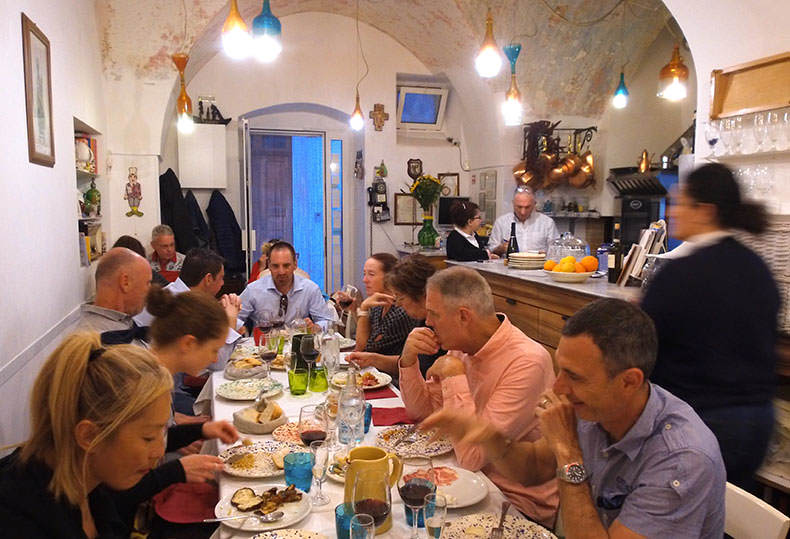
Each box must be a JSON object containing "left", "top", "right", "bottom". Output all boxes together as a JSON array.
[
  {"left": 489, "top": 187, "right": 559, "bottom": 254},
  {"left": 75, "top": 247, "right": 152, "bottom": 346}
]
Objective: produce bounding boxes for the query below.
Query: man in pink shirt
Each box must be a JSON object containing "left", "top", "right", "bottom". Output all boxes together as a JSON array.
[{"left": 398, "top": 266, "right": 559, "bottom": 526}]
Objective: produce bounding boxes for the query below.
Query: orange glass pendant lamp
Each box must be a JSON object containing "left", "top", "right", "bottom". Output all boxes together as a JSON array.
[{"left": 172, "top": 53, "right": 195, "bottom": 134}]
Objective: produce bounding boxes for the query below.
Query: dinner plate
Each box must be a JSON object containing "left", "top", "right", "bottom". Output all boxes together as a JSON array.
[
  {"left": 376, "top": 425, "right": 454, "bottom": 458},
  {"left": 402, "top": 465, "right": 488, "bottom": 509},
  {"left": 326, "top": 462, "right": 346, "bottom": 483},
  {"left": 339, "top": 337, "right": 355, "bottom": 351},
  {"left": 214, "top": 485, "right": 311, "bottom": 532},
  {"left": 331, "top": 369, "right": 392, "bottom": 390},
  {"left": 441, "top": 513, "right": 557, "bottom": 538},
  {"left": 217, "top": 378, "right": 283, "bottom": 401},
  {"left": 252, "top": 532, "right": 327, "bottom": 539},
  {"left": 219, "top": 440, "right": 298, "bottom": 478}
]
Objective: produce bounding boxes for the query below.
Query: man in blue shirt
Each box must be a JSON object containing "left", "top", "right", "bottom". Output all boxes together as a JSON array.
[
  {"left": 422, "top": 299, "right": 725, "bottom": 538},
  {"left": 238, "top": 241, "right": 334, "bottom": 330}
]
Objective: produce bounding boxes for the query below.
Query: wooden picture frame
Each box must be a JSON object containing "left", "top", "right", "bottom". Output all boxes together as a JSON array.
[
  {"left": 394, "top": 193, "right": 420, "bottom": 225},
  {"left": 22, "top": 13, "right": 55, "bottom": 167},
  {"left": 709, "top": 51, "right": 790, "bottom": 119},
  {"left": 439, "top": 172, "right": 460, "bottom": 196}
]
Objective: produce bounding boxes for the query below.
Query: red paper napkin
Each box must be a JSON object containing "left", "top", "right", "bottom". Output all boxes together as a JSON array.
[
  {"left": 372, "top": 407, "right": 416, "bottom": 426},
  {"left": 364, "top": 386, "right": 398, "bottom": 400},
  {"left": 153, "top": 482, "right": 218, "bottom": 523}
]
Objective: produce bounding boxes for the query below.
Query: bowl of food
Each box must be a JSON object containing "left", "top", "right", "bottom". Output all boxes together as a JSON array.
[
  {"left": 233, "top": 401, "right": 288, "bottom": 435},
  {"left": 543, "top": 255, "right": 598, "bottom": 283}
]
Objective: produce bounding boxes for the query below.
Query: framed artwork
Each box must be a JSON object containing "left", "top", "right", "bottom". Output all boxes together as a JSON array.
[
  {"left": 439, "top": 172, "right": 460, "bottom": 196},
  {"left": 22, "top": 14, "right": 55, "bottom": 167},
  {"left": 394, "top": 193, "right": 420, "bottom": 225},
  {"left": 483, "top": 170, "right": 497, "bottom": 198}
]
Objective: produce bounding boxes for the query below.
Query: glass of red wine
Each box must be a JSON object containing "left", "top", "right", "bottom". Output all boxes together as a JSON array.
[
  {"left": 254, "top": 309, "right": 274, "bottom": 348},
  {"left": 397, "top": 457, "right": 436, "bottom": 538},
  {"left": 352, "top": 469, "right": 391, "bottom": 532},
  {"left": 338, "top": 284, "right": 359, "bottom": 310},
  {"left": 298, "top": 404, "right": 327, "bottom": 445}
]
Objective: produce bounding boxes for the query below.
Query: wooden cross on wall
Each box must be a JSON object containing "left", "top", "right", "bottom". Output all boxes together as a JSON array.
[{"left": 369, "top": 103, "right": 389, "bottom": 131}]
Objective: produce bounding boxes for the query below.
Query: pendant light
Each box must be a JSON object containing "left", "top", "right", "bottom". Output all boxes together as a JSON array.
[
  {"left": 252, "top": 0, "right": 282, "bottom": 63},
  {"left": 222, "top": 0, "right": 251, "bottom": 60},
  {"left": 349, "top": 0, "right": 369, "bottom": 131},
  {"left": 612, "top": 71, "right": 629, "bottom": 109},
  {"left": 501, "top": 43, "right": 523, "bottom": 126},
  {"left": 657, "top": 44, "right": 689, "bottom": 101},
  {"left": 349, "top": 90, "right": 364, "bottom": 131},
  {"left": 172, "top": 53, "right": 194, "bottom": 134},
  {"left": 475, "top": 9, "right": 502, "bottom": 78}
]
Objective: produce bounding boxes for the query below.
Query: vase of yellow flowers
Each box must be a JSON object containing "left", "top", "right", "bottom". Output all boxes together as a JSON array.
[{"left": 408, "top": 174, "right": 443, "bottom": 247}]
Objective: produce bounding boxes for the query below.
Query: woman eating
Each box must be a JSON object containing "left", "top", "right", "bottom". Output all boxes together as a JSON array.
[
  {"left": 641, "top": 162, "right": 779, "bottom": 491},
  {"left": 0, "top": 332, "right": 173, "bottom": 537},
  {"left": 445, "top": 200, "right": 497, "bottom": 261}
]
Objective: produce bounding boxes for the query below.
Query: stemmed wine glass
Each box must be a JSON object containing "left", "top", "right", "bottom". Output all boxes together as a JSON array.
[
  {"left": 398, "top": 458, "right": 436, "bottom": 538},
  {"left": 352, "top": 469, "right": 391, "bottom": 533},
  {"left": 253, "top": 309, "right": 274, "bottom": 347},
  {"left": 298, "top": 404, "right": 328, "bottom": 446},
  {"left": 766, "top": 111, "right": 780, "bottom": 150},
  {"left": 337, "top": 284, "right": 359, "bottom": 311},
  {"left": 300, "top": 334, "right": 327, "bottom": 392},
  {"left": 753, "top": 113, "right": 767, "bottom": 152},
  {"left": 309, "top": 439, "right": 331, "bottom": 506},
  {"left": 731, "top": 116, "right": 744, "bottom": 153},
  {"left": 704, "top": 121, "right": 720, "bottom": 155}
]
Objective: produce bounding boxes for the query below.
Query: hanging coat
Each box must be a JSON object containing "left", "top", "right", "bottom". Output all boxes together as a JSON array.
[
  {"left": 206, "top": 190, "right": 245, "bottom": 275},
  {"left": 158, "top": 168, "right": 200, "bottom": 253},
  {"left": 184, "top": 190, "right": 211, "bottom": 249}
]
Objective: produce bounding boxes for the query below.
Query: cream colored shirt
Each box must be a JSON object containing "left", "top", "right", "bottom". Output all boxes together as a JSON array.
[{"left": 489, "top": 211, "right": 559, "bottom": 252}]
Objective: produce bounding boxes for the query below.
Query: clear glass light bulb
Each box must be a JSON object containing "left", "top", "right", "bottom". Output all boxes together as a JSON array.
[
  {"left": 475, "top": 46, "right": 502, "bottom": 78},
  {"left": 349, "top": 112, "right": 364, "bottom": 131},
  {"left": 253, "top": 34, "right": 282, "bottom": 63},
  {"left": 501, "top": 96, "right": 523, "bottom": 126},
  {"left": 222, "top": 26, "right": 252, "bottom": 60},
  {"left": 177, "top": 112, "right": 195, "bottom": 134},
  {"left": 659, "top": 76, "right": 687, "bottom": 101},
  {"left": 612, "top": 93, "right": 628, "bottom": 109}
]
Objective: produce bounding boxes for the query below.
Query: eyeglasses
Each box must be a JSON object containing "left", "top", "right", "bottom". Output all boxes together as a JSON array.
[
  {"left": 279, "top": 294, "right": 289, "bottom": 317},
  {"left": 472, "top": 215, "right": 482, "bottom": 220}
]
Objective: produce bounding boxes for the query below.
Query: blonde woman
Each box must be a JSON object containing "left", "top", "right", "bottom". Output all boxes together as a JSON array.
[{"left": 0, "top": 332, "right": 172, "bottom": 537}]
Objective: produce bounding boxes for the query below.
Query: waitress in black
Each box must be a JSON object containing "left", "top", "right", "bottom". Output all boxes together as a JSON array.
[
  {"left": 445, "top": 201, "right": 498, "bottom": 261},
  {"left": 641, "top": 163, "right": 779, "bottom": 492}
]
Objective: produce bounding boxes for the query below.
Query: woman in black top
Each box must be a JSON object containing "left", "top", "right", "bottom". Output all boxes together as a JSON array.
[
  {"left": 445, "top": 200, "right": 497, "bottom": 261},
  {"left": 641, "top": 163, "right": 779, "bottom": 491},
  {"left": 0, "top": 332, "right": 173, "bottom": 538}
]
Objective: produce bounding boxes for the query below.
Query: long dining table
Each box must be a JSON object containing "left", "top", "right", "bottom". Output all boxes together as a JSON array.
[{"left": 205, "top": 352, "right": 525, "bottom": 538}]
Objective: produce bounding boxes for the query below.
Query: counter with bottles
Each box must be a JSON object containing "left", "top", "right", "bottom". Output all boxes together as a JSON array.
[{"left": 446, "top": 259, "right": 641, "bottom": 359}]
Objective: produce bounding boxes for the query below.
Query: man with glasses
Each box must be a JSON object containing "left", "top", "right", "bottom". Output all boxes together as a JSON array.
[
  {"left": 238, "top": 241, "right": 334, "bottom": 330},
  {"left": 489, "top": 187, "right": 559, "bottom": 254}
]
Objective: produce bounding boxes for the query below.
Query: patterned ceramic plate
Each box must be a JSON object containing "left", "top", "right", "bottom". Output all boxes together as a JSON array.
[
  {"left": 252, "top": 532, "right": 327, "bottom": 539},
  {"left": 218, "top": 440, "right": 298, "bottom": 478},
  {"left": 442, "top": 513, "right": 557, "bottom": 539},
  {"left": 214, "top": 485, "right": 311, "bottom": 532},
  {"left": 331, "top": 369, "right": 392, "bottom": 391},
  {"left": 375, "top": 425, "right": 454, "bottom": 458},
  {"left": 217, "top": 378, "right": 283, "bottom": 401},
  {"left": 272, "top": 422, "right": 302, "bottom": 445}
]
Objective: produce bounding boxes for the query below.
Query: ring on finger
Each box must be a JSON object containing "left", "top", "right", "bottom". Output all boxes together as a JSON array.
[{"left": 539, "top": 398, "right": 551, "bottom": 409}]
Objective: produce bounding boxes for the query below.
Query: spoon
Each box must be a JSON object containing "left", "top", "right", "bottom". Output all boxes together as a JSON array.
[{"left": 203, "top": 510, "right": 284, "bottom": 523}]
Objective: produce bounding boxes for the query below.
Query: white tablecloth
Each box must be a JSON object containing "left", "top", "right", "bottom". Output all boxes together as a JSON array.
[{"left": 207, "top": 368, "right": 512, "bottom": 538}]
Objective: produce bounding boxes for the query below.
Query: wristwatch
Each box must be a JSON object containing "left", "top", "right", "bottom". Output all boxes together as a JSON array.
[{"left": 557, "top": 462, "right": 588, "bottom": 484}]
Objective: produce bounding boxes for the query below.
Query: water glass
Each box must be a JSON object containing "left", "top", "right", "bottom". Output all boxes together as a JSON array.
[
  {"left": 423, "top": 493, "right": 447, "bottom": 538},
  {"left": 309, "top": 365, "right": 329, "bottom": 392},
  {"left": 284, "top": 452, "right": 314, "bottom": 492},
  {"left": 350, "top": 514, "right": 376, "bottom": 539},
  {"left": 364, "top": 402, "right": 373, "bottom": 434},
  {"left": 288, "top": 368, "right": 309, "bottom": 396},
  {"left": 335, "top": 503, "right": 355, "bottom": 539}
]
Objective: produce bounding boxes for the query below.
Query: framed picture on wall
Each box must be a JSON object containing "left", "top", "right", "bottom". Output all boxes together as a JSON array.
[
  {"left": 22, "top": 13, "right": 55, "bottom": 167},
  {"left": 483, "top": 170, "right": 497, "bottom": 198},
  {"left": 394, "top": 193, "right": 420, "bottom": 225},
  {"left": 438, "top": 172, "right": 460, "bottom": 196}
]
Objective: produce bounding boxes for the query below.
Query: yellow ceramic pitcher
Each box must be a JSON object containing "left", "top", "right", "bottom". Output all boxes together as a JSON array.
[{"left": 343, "top": 446, "right": 402, "bottom": 534}]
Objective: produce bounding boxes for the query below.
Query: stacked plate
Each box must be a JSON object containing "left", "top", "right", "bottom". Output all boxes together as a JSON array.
[{"left": 507, "top": 252, "right": 546, "bottom": 270}]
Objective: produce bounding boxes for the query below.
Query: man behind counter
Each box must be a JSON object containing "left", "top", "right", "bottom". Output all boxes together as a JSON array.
[{"left": 489, "top": 187, "right": 559, "bottom": 254}]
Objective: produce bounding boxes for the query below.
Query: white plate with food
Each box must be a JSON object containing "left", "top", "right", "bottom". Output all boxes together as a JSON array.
[
  {"left": 215, "top": 485, "right": 311, "bottom": 532},
  {"left": 376, "top": 425, "right": 454, "bottom": 458},
  {"left": 252, "top": 531, "right": 327, "bottom": 539},
  {"left": 331, "top": 368, "right": 392, "bottom": 390},
  {"left": 219, "top": 440, "right": 297, "bottom": 478},
  {"left": 338, "top": 337, "right": 355, "bottom": 351},
  {"left": 442, "top": 512, "right": 556, "bottom": 538},
  {"left": 401, "top": 465, "right": 488, "bottom": 508},
  {"left": 217, "top": 378, "right": 283, "bottom": 401},
  {"left": 269, "top": 353, "right": 288, "bottom": 371}
]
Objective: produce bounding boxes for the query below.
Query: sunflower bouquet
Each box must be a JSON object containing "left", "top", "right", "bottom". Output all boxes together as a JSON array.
[{"left": 407, "top": 174, "right": 443, "bottom": 211}]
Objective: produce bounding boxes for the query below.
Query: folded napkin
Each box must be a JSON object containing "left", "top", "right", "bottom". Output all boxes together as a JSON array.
[
  {"left": 153, "top": 482, "right": 218, "bottom": 523},
  {"left": 364, "top": 386, "right": 398, "bottom": 400},
  {"left": 372, "top": 407, "right": 416, "bottom": 426}
]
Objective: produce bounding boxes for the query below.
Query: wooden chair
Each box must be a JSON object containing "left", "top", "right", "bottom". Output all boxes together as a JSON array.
[{"left": 725, "top": 481, "right": 790, "bottom": 539}]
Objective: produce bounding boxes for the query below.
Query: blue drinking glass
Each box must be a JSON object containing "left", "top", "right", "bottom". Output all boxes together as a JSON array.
[
  {"left": 335, "top": 502, "right": 354, "bottom": 539},
  {"left": 364, "top": 402, "right": 372, "bottom": 434},
  {"left": 283, "top": 452, "right": 314, "bottom": 492}
]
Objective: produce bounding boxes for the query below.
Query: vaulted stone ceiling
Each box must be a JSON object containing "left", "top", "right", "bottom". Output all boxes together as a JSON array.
[{"left": 97, "top": 0, "right": 673, "bottom": 117}]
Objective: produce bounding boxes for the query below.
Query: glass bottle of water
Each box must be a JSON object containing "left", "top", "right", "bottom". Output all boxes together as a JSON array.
[{"left": 337, "top": 366, "right": 364, "bottom": 445}]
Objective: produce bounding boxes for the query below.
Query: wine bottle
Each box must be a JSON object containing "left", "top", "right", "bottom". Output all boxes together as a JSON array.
[
  {"left": 608, "top": 222, "right": 623, "bottom": 283},
  {"left": 506, "top": 222, "right": 520, "bottom": 262}
]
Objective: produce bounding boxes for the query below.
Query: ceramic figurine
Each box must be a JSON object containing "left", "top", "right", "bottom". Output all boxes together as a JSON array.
[
  {"left": 123, "top": 166, "right": 143, "bottom": 217},
  {"left": 374, "top": 160, "right": 388, "bottom": 178},
  {"left": 83, "top": 179, "right": 101, "bottom": 216}
]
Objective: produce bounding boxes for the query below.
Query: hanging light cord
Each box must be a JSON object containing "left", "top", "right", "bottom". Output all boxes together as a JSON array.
[
  {"left": 509, "top": 2, "right": 538, "bottom": 43},
  {"left": 181, "top": 0, "right": 188, "bottom": 52},
  {"left": 538, "top": 0, "right": 626, "bottom": 27},
  {"left": 354, "top": 0, "right": 370, "bottom": 92}
]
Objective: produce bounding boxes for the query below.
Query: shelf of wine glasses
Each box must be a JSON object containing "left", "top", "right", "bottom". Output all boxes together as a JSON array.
[{"left": 703, "top": 148, "right": 790, "bottom": 162}]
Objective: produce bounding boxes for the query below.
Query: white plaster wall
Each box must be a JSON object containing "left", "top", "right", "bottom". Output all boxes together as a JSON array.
[{"left": 0, "top": 0, "right": 106, "bottom": 363}]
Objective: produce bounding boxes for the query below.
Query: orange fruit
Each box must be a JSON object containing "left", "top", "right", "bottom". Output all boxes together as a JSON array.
[
  {"left": 574, "top": 262, "right": 586, "bottom": 273},
  {"left": 558, "top": 261, "right": 576, "bottom": 273},
  {"left": 544, "top": 260, "right": 557, "bottom": 271},
  {"left": 580, "top": 255, "right": 599, "bottom": 272},
  {"left": 560, "top": 255, "right": 577, "bottom": 265},
  {"left": 552, "top": 265, "right": 563, "bottom": 272}
]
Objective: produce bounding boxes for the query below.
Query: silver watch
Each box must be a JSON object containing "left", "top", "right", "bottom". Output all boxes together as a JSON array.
[{"left": 557, "top": 462, "right": 588, "bottom": 484}]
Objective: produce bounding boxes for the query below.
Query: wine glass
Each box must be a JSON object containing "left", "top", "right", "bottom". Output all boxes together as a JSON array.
[
  {"left": 350, "top": 513, "right": 376, "bottom": 539},
  {"left": 298, "top": 404, "right": 328, "bottom": 446},
  {"left": 753, "top": 113, "right": 766, "bottom": 152},
  {"left": 300, "top": 334, "right": 321, "bottom": 391},
  {"left": 704, "top": 121, "right": 720, "bottom": 154},
  {"left": 309, "top": 439, "right": 330, "bottom": 506},
  {"left": 423, "top": 493, "right": 447, "bottom": 538},
  {"left": 337, "top": 284, "right": 359, "bottom": 311},
  {"left": 319, "top": 330, "right": 341, "bottom": 379},
  {"left": 732, "top": 116, "right": 744, "bottom": 153},
  {"left": 766, "top": 111, "right": 780, "bottom": 150},
  {"left": 253, "top": 309, "right": 273, "bottom": 347},
  {"left": 352, "top": 469, "right": 391, "bottom": 532},
  {"left": 398, "top": 458, "right": 436, "bottom": 538}
]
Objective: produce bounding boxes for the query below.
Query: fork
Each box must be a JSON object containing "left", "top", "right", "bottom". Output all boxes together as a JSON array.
[
  {"left": 489, "top": 500, "right": 511, "bottom": 539},
  {"left": 392, "top": 424, "right": 418, "bottom": 449}
]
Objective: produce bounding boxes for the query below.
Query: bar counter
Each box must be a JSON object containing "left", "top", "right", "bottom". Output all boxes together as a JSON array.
[{"left": 446, "top": 259, "right": 641, "bottom": 357}]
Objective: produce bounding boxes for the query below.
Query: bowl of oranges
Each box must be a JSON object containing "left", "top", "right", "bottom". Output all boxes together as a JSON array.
[{"left": 543, "top": 255, "right": 599, "bottom": 283}]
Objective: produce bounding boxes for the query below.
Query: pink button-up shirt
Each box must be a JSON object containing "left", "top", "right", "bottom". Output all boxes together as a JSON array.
[{"left": 399, "top": 314, "right": 559, "bottom": 527}]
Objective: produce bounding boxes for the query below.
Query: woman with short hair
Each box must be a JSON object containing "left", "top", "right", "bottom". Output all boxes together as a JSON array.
[
  {"left": 0, "top": 332, "right": 172, "bottom": 537},
  {"left": 445, "top": 200, "right": 497, "bottom": 261}
]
